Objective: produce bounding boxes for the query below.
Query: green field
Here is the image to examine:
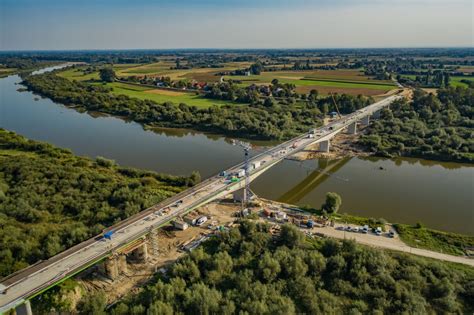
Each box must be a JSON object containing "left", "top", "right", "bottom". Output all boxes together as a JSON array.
[
  {"left": 58, "top": 68, "right": 99, "bottom": 81},
  {"left": 401, "top": 74, "right": 474, "bottom": 88},
  {"left": 58, "top": 65, "right": 396, "bottom": 105},
  {"left": 58, "top": 68, "right": 245, "bottom": 108},
  {"left": 227, "top": 70, "right": 395, "bottom": 96},
  {"left": 104, "top": 82, "right": 243, "bottom": 108},
  {"left": 450, "top": 76, "right": 474, "bottom": 87}
]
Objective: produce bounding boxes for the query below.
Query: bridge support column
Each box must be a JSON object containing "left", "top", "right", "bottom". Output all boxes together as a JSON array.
[
  {"left": 347, "top": 122, "right": 357, "bottom": 135},
  {"left": 372, "top": 110, "right": 381, "bottom": 119},
  {"left": 319, "top": 140, "right": 330, "bottom": 152},
  {"left": 133, "top": 243, "right": 148, "bottom": 262},
  {"left": 117, "top": 254, "right": 128, "bottom": 274},
  {"left": 104, "top": 256, "right": 119, "bottom": 280},
  {"left": 361, "top": 115, "right": 370, "bottom": 125},
  {"left": 15, "top": 301, "right": 32, "bottom": 315}
]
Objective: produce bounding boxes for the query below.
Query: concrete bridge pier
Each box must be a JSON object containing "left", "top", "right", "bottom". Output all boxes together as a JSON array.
[
  {"left": 104, "top": 256, "right": 119, "bottom": 280},
  {"left": 133, "top": 243, "right": 148, "bottom": 262},
  {"left": 361, "top": 115, "right": 370, "bottom": 125},
  {"left": 347, "top": 122, "right": 357, "bottom": 135},
  {"left": 117, "top": 254, "right": 127, "bottom": 274},
  {"left": 372, "top": 110, "right": 381, "bottom": 119},
  {"left": 15, "top": 301, "right": 32, "bottom": 315},
  {"left": 319, "top": 140, "right": 330, "bottom": 152}
]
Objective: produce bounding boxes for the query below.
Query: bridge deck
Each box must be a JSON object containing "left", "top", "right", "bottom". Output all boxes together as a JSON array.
[{"left": 0, "top": 94, "right": 401, "bottom": 312}]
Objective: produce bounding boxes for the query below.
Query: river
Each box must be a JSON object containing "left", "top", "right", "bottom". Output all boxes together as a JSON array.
[{"left": 1, "top": 66, "right": 472, "bottom": 235}]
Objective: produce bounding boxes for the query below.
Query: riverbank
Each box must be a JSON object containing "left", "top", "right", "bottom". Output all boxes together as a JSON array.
[{"left": 288, "top": 124, "right": 371, "bottom": 161}]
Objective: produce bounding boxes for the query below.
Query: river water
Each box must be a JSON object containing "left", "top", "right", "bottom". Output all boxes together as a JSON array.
[{"left": 1, "top": 67, "right": 472, "bottom": 235}]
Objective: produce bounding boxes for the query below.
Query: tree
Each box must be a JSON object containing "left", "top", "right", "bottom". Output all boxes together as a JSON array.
[
  {"left": 249, "top": 61, "right": 264, "bottom": 75},
  {"left": 322, "top": 192, "right": 342, "bottom": 214},
  {"left": 279, "top": 224, "right": 304, "bottom": 248},
  {"left": 78, "top": 292, "right": 106, "bottom": 315},
  {"left": 99, "top": 67, "right": 115, "bottom": 82}
]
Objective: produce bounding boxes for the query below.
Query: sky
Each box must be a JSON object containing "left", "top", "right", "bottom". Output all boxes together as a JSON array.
[{"left": 0, "top": 0, "right": 473, "bottom": 51}]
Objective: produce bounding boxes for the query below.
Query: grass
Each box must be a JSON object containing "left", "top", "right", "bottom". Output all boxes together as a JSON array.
[
  {"left": 225, "top": 70, "right": 395, "bottom": 96},
  {"left": 450, "top": 76, "right": 474, "bottom": 88},
  {"left": 103, "top": 82, "right": 243, "bottom": 108},
  {"left": 0, "top": 67, "right": 18, "bottom": 78},
  {"left": 57, "top": 68, "right": 99, "bottom": 81},
  {"left": 401, "top": 74, "right": 474, "bottom": 88},
  {"left": 58, "top": 67, "right": 245, "bottom": 108},
  {"left": 115, "top": 61, "right": 251, "bottom": 81},
  {"left": 394, "top": 223, "right": 474, "bottom": 256}
]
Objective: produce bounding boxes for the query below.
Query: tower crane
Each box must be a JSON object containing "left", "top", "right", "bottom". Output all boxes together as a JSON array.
[
  {"left": 232, "top": 139, "right": 252, "bottom": 208},
  {"left": 330, "top": 93, "right": 342, "bottom": 119}
]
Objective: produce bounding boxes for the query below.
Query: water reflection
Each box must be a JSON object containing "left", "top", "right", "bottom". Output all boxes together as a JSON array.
[{"left": 278, "top": 158, "right": 350, "bottom": 204}]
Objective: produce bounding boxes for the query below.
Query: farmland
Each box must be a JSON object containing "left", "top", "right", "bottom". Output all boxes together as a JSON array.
[
  {"left": 401, "top": 74, "right": 474, "bottom": 88},
  {"left": 60, "top": 64, "right": 396, "bottom": 101},
  {"left": 225, "top": 69, "right": 396, "bottom": 96},
  {"left": 105, "top": 82, "right": 241, "bottom": 108},
  {"left": 450, "top": 76, "right": 474, "bottom": 87},
  {"left": 58, "top": 68, "right": 244, "bottom": 108}
]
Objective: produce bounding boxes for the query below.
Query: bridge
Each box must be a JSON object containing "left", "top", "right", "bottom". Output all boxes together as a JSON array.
[{"left": 0, "top": 94, "right": 401, "bottom": 314}]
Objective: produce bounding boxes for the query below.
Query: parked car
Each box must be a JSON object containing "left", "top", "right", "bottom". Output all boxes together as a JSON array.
[
  {"left": 388, "top": 230, "right": 395, "bottom": 238},
  {"left": 374, "top": 227, "right": 382, "bottom": 236},
  {"left": 352, "top": 227, "right": 359, "bottom": 233},
  {"left": 362, "top": 225, "right": 369, "bottom": 233}
]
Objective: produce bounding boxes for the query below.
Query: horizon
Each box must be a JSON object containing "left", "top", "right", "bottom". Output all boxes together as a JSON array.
[
  {"left": 1, "top": 46, "right": 473, "bottom": 53},
  {"left": 1, "top": 0, "right": 473, "bottom": 51}
]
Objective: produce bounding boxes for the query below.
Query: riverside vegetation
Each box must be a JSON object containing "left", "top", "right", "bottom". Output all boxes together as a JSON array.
[
  {"left": 73, "top": 221, "right": 474, "bottom": 315},
  {"left": 21, "top": 72, "right": 373, "bottom": 140},
  {"left": 359, "top": 87, "right": 474, "bottom": 163},
  {"left": 0, "top": 129, "right": 198, "bottom": 277}
]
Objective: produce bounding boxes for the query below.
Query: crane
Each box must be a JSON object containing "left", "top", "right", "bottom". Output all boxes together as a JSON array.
[
  {"left": 330, "top": 93, "right": 342, "bottom": 119},
  {"left": 232, "top": 139, "right": 252, "bottom": 208}
]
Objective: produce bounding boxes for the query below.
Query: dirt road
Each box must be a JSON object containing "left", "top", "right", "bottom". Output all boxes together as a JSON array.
[{"left": 312, "top": 224, "right": 474, "bottom": 267}]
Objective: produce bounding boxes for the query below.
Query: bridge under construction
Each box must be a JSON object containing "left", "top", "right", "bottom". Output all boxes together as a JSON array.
[{"left": 0, "top": 94, "right": 402, "bottom": 314}]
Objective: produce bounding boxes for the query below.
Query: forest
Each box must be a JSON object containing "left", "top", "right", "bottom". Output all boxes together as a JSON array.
[
  {"left": 0, "top": 129, "right": 195, "bottom": 277},
  {"left": 359, "top": 86, "right": 474, "bottom": 163},
  {"left": 94, "top": 221, "right": 474, "bottom": 315}
]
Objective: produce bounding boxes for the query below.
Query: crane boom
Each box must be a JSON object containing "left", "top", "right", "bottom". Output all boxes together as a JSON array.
[
  {"left": 330, "top": 93, "right": 342, "bottom": 119},
  {"left": 232, "top": 140, "right": 252, "bottom": 207}
]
